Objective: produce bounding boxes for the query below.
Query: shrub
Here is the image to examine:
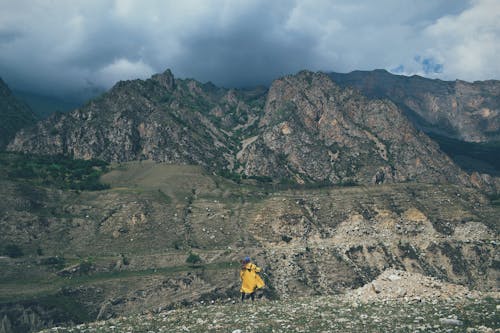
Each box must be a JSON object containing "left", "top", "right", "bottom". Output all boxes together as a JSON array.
[
  {"left": 4, "top": 244, "right": 24, "bottom": 258},
  {"left": 40, "top": 257, "right": 66, "bottom": 269},
  {"left": 79, "top": 259, "right": 93, "bottom": 274},
  {"left": 186, "top": 252, "right": 202, "bottom": 265}
]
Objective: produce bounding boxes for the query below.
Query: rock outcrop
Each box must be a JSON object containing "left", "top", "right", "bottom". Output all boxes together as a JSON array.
[
  {"left": 238, "top": 71, "right": 469, "bottom": 185},
  {"left": 7, "top": 69, "right": 266, "bottom": 171}
]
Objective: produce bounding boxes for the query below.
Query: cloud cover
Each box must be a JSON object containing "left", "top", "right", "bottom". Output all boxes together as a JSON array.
[{"left": 0, "top": 0, "right": 498, "bottom": 97}]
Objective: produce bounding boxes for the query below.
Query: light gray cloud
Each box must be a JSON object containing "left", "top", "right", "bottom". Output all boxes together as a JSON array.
[{"left": 0, "top": 0, "right": 497, "bottom": 98}]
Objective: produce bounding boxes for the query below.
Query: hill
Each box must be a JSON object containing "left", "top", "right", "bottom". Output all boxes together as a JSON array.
[
  {"left": 35, "top": 269, "right": 499, "bottom": 333},
  {"left": 0, "top": 159, "right": 498, "bottom": 332},
  {"left": 1, "top": 69, "right": 499, "bottom": 333}
]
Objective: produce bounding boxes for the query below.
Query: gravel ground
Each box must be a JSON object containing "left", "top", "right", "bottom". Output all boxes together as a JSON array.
[{"left": 38, "top": 295, "right": 499, "bottom": 333}]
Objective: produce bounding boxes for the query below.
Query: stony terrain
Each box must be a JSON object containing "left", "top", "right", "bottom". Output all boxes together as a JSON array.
[
  {"left": 7, "top": 69, "right": 266, "bottom": 171},
  {"left": 0, "top": 161, "right": 498, "bottom": 332},
  {"left": 240, "top": 71, "right": 469, "bottom": 185},
  {"left": 330, "top": 69, "right": 500, "bottom": 143},
  {"left": 35, "top": 269, "right": 499, "bottom": 333}
]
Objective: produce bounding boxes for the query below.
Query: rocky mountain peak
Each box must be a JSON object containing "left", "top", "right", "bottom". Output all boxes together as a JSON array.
[
  {"left": 6, "top": 69, "right": 473, "bottom": 187},
  {"left": 240, "top": 70, "right": 469, "bottom": 185},
  {"left": 150, "top": 68, "right": 176, "bottom": 90}
]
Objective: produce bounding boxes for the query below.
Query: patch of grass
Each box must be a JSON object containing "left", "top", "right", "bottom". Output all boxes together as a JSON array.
[
  {"left": 0, "top": 260, "right": 238, "bottom": 303},
  {"left": 0, "top": 152, "right": 110, "bottom": 190}
]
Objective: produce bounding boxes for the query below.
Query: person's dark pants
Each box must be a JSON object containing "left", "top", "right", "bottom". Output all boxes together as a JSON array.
[{"left": 241, "top": 292, "right": 255, "bottom": 302}]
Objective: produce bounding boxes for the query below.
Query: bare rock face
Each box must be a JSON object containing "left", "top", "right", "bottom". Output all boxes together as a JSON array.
[
  {"left": 7, "top": 70, "right": 265, "bottom": 171},
  {"left": 330, "top": 69, "right": 500, "bottom": 143},
  {"left": 0, "top": 78, "right": 37, "bottom": 149},
  {"left": 6, "top": 69, "right": 472, "bottom": 186},
  {"left": 238, "top": 71, "right": 469, "bottom": 185}
]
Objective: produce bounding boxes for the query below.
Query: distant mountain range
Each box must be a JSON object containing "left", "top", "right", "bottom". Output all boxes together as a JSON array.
[
  {"left": 12, "top": 90, "right": 85, "bottom": 119},
  {"left": 2, "top": 69, "right": 500, "bottom": 183},
  {"left": 330, "top": 69, "right": 500, "bottom": 143}
]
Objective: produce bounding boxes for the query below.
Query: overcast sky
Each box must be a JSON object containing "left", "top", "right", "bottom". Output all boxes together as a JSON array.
[{"left": 0, "top": 0, "right": 499, "bottom": 98}]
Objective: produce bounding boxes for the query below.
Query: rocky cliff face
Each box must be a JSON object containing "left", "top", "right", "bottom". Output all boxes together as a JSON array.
[
  {"left": 8, "top": 70, "right": 471, "bottom": 186},
  {"left": 329, "top": 69, "right": 500, "bottom": 143},
  {"left": 7, "top": 70, "right": 265, "bottom": 171},
  {"left": 238, "top": 71, "right": 468, "bottom": 185},
  {"left": 0, "top": 78, "right": 37, "bottom": 149}
]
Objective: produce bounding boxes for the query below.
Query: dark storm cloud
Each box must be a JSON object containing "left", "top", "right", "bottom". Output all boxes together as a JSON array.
[
  {"left": 172, "top": 4, "right": 318, "bottom": 88},
  {"left": 0, "top": 0, "right": 498, "bottom": 98}
]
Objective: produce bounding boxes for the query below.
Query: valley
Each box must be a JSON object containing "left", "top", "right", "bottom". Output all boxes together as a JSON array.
[{"left": 1, "top": 159, "right": 498, "bottom": 332}]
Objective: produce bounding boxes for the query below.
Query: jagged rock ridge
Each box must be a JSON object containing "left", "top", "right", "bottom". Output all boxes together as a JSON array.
[
  {"left": 7, "top": 70, "right": 471, "bottom": 186},
  {"left": 239, "top": 71, "right": 468, "bottom": 185},
  {"left": 7, "top": 69, "right": 266, "bottom": 170}
]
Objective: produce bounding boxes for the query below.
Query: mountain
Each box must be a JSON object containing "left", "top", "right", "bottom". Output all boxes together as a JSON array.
[
  {"left": 0, "top": 78, "right": 37, "bottom": 149},
  {"left": 7, "top": 69, "right": 266, "bottom": 171},
  {"left": 238, "top": 71, "right": 468, "bottom": 185},
  {"left": 1, "top": 69, "right": 499, "bottom": 332},
  {"left": 7, "top": 70, "right": 469, "bottom": 187},
  {"left": 329, "top": 69, "right": 500, "bottom": 143}
]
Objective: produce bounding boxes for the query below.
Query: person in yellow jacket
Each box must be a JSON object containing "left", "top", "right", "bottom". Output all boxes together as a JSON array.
[{"left": 240, "top": 256, "right": 265, "bottom": 302}]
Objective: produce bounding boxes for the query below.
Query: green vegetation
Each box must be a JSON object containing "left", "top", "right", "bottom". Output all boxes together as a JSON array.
[
  {"left": 2, "top": 244, "right": 24, "bottom": 258},
  {"left": 40, "top": 256, "right": 66, "bottom": 269},
  {"left": 0, "top": 260, "right": 237, "bottom": 303},
  {"left": 186, "top": 252, "right": 202, "bottom": 265},
  {"left": 0, "top": 152, "right": 109, "bottom": 190},
  {"left": 78, "top": 258, "right": 94, "bottom": 275},
  {"left": 489, "top": 193, "right": 500, "bottom": 206}
]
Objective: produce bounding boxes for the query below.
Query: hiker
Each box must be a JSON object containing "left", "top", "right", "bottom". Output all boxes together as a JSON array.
[{"left": 240, "top": 256, "right": 265, "bottom": 301}]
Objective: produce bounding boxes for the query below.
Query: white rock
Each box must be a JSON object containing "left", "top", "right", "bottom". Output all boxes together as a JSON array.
[
  {"left": 439, "top": 318, "right": 463, "bottom": 326},
  {"left": 387, "top": 274, "right": 401, "bottom": 282}
]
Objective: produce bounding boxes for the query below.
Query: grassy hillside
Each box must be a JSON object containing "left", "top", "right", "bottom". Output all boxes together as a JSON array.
[
  {"left": 0, "top": 152, "right": 109, "bottom": 190},
  {"left": 1, "top": 159, "right": 498, "bottom": 333}
]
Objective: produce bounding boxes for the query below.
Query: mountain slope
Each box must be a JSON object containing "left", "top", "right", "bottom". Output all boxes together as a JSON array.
[
  {"left": 8, "top": 70, "right": 470, "bottom": 187},
  {"left": 7, "top": 69, "right": 266, "bottom": 170},
  {"left": 0, "top": 78, "right": 37, "bottom": 149},
  {"left": 0, "top": 160, "right": 498, "bottom": 332},
  {"left": 329, "top": 69, "right": 500, "bottom": 143},
  {"left": 238, "top": 71, "right": 469, "bottom": 185}
]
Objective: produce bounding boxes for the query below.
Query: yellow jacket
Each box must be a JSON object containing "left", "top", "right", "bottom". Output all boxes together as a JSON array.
[{"left": 240, "top": 262, "right": 265, "bottom": 294}]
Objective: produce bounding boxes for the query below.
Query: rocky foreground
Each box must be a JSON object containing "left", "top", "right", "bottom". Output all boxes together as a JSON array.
[{"left": 38, "top": 270, "right": 499, "bottom": 333}]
